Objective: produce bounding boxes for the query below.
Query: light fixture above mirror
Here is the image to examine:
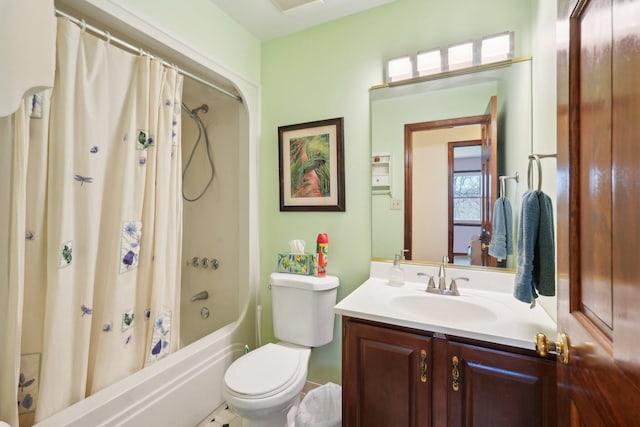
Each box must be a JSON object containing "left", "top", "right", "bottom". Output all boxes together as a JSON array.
[
  {"left": 481, "top": 32, "right": 514, "bottom": 64},
  {"left": 447, "top": 41, "right": 474, "bottom": 71},
  {"left": 416, "top": 49, "right": 442, "bottom": 77},
  {"left": 385, "top": 31, "right": 515, "bottom": 83},
  {"left": 387, "top": 55, "right": 413, "bottom": 82}
]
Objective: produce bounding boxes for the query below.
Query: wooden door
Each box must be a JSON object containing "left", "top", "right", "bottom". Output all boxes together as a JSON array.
[
  {"left": 480, "top": 96, "right": 497, "bottom": 267},
  {"left": 447, "top": 341, "right": 557, "bottom": 427},
  {"left": 342, "top": 318, "right": 431, "bottom": 427},
  {"left": 556, "top": 0, "right": 640, "bottom": 424}
]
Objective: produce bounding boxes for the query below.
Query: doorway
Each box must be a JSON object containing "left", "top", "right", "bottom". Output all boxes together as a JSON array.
[
  {"left": 404, "top": 96, "right": 497, "bottom": 266},
  {"left": 448, "top": 141, "right": 482, "bottom": 265}
]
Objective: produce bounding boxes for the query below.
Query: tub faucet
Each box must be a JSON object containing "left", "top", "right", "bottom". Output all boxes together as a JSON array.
[{"left": 191, "top": 290, "right": 209, "bottom": 302}]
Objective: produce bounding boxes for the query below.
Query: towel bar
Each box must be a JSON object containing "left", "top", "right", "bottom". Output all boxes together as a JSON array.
[{"left": 527, "top": 153, "right": 556, "bottom": 192}]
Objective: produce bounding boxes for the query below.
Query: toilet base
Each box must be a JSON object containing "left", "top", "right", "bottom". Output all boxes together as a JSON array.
[{"left": 233, "top": 394, "right": 300, "bottom": 427}]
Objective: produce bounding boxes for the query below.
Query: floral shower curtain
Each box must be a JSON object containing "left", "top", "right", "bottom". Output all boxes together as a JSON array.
[
  {"left": 1, "top": 18, "right": 183, "bottom": 426},
  {"left": 0, "top": 98, "right": 31, "bottom": 427}
]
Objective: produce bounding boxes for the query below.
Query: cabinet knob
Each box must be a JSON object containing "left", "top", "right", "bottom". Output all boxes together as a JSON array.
[
  {"left": 420, "top": 349, "right": 427, "bottom": 383},
  {"left": 535, "top": 332, "right": 570, "bottom": 365}
]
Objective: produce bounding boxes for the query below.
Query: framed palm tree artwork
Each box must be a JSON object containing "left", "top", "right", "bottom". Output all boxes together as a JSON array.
[{"left": 278, "top": 117, "right": 345, "bottom": 212}]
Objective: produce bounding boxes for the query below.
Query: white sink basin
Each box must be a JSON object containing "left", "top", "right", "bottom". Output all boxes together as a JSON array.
[
  {"left": 334, "top": 265, "right": 559, "bottom": 350},
  {"left": 389, "top": 294, "right": 499, "bottom": 323}
]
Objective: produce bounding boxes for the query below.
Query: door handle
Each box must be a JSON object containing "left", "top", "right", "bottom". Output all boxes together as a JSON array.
[{"left": 535, "top": 332, "right": 570, "bottom": 365}]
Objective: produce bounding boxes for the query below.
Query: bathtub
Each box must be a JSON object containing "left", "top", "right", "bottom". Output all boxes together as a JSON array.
[{"left": 33, "top": 320, "right": 251, "bottom": 427}]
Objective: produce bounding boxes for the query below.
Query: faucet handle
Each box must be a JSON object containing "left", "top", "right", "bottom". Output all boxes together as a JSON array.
[
  {"left": 449, "top": 277, "right": 469, "bottom": 294},
  {"left": 417, "top": 272, "right": 436, "bottom": 291}
]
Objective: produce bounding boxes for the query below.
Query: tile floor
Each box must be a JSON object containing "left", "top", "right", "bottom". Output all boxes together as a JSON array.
[
  {"left": 195, "top": 383, "right": 319, "bottom": 427},
  {"left": 196, "top": 403, "right": 242, "bottom": 427}
]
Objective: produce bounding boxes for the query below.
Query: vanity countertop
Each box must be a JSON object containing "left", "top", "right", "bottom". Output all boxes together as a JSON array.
[{"left": 334, "top": 262, "right": 557, "bottom": 351}]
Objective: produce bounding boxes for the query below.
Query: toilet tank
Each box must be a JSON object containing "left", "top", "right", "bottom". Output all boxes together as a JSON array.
[{"left": 269, "top": 273, "right": 339, "bottom": 347}]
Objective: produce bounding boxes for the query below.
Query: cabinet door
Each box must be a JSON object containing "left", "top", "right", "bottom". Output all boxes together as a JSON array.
[
  {"left": 446, "top": 342, "right": 556, "bottom": 427},
  {"left": 343, "top": 319, "right": 431, "bottom": 427}
]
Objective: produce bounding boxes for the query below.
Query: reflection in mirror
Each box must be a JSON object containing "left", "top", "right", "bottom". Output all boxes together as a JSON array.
[
  {"left": 404, "top": 96, "right": 497, "bottom": 267},
  {"left": 371, "top": 59, "right": 532, "bottom": 270},
  {"left": 450, "top": 142, "right": 483, "bottom": 265}
]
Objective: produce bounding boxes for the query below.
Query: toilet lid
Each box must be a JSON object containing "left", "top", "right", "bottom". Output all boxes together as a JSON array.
[{"left": 224, "top": 343, "right": 303, "bottom": 397}]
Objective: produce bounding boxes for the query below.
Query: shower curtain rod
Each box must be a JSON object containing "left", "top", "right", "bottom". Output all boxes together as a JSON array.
[{"left": 54, "top": 9, "right": 243, "bottom": 104}]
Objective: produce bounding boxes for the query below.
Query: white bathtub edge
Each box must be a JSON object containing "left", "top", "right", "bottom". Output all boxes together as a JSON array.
[{"left": 34, "top": 323, "right": 245, "bottom": 427}]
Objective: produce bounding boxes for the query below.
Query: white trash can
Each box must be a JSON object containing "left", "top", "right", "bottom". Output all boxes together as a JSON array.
[{"left": 295, "top": 382, "right": 342, "bottom": 427}]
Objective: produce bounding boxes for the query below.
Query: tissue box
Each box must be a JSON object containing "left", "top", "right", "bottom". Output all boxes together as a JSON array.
[{"left": 277, "top": 253, "right": 316, "bottom": 275}]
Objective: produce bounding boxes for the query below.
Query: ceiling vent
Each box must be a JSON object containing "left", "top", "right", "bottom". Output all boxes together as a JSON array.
[{"left": 271, "top": 0, "right": 324, "bottom": 13}]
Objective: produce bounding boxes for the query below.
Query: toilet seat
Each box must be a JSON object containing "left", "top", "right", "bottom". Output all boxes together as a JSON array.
[{"left": 224, "top": 343, "right": 306, "bottom": 399}]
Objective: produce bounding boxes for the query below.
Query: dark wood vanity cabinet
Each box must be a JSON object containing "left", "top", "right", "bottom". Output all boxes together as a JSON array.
[
  {"left": 342, "top": 317, "right": 557, "bottom": 427},
  {"left": 342, "top": 317, "right": 432, "bottom": 427},
  {"left": 446, "top": 341, "right": 557, "bottom": 427}
]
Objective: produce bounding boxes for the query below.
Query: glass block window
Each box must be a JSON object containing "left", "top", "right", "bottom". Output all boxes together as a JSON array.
[{"left": 453, "top": 172, "right": 481, "bottom": 222}]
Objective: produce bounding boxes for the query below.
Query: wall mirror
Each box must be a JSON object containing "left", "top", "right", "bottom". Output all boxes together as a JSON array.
[{"left": 371, "top": 59, "right": 532, "bottom": 270}]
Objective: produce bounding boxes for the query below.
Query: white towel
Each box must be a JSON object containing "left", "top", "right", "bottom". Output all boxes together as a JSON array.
[{"left": 0, "top": 0, "right": 56, "bottom": 117}]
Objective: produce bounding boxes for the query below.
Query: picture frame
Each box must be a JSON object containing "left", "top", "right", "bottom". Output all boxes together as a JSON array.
[{"left": 278, "top": 117, "right": 345, "bottom": 212}]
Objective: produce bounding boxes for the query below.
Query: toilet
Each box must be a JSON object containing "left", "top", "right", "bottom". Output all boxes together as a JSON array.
[{"left": 222, "top": 272, "right": 340, "bottom": 427}]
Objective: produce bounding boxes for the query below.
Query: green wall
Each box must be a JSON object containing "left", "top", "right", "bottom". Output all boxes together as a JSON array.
[
  {"left": 260, "top": 0, "right": 534, "bottom": 384},
  {"left": 122, "top": 0, "right": 261, "bottom": 83}
]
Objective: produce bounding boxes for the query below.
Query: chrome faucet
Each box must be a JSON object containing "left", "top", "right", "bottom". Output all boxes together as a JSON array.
[
  {"left": 437, "top": 255, "right": 448, "bottom": 291},
  {"left": 191, "top": 290, "right": 209, "bottom": 302},
  {"left": 418, "top": 256, "right": 466, "bottom": 296}
]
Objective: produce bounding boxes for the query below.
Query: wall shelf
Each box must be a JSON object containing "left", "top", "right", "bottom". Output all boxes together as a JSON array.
[{"left": 372, "top": 152, "right": 391, "bottom": 195}]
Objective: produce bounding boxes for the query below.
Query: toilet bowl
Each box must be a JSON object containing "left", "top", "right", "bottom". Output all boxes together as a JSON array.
[
  {"left": 223, "top": 343, "right": 311, "bottom": 427},
  {"left": 222, "top": 273, "right": 339, "bottom": 427}
]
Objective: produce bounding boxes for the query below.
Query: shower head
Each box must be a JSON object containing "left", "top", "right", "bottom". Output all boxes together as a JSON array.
[
  {"left": 181, "top": 103, "right": 209, "bottom": 118},
  {"left": 192, "top": 104, "right": 209, "bottom": 115}
]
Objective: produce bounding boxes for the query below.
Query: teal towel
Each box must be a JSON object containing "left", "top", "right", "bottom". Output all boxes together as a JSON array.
[
  {"left": 514, "top": 190, "right": 556, "bottom": 304},
  {"left": 488, "top": 197, "right": 513, "bottom": 261},
  {"left": 514, "top": 191, "right": 539, "bottom": 303},
  {"left": 535, "top": 192, "right": 556, "bottom": 297}
]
